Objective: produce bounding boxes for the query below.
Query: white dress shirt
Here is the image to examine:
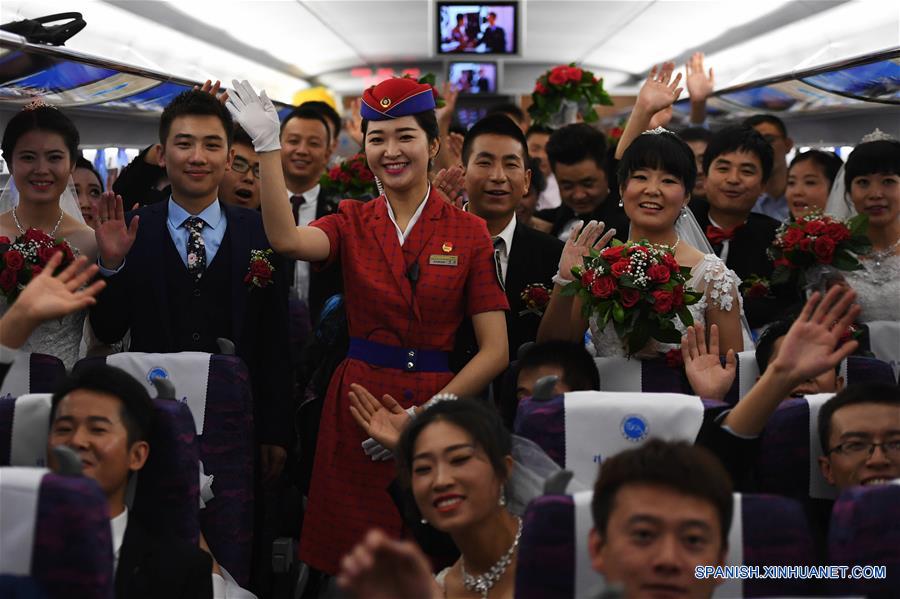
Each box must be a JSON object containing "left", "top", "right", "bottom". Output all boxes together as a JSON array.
[
  {"left": 492, "top": 213, "right": 517, "bottom": 284},
  {"left": 536, "top": 172, "right": 562, "bottom": 212},
  {"left": 384, "top": 186, "right": 430, "bottom": 246},
  {"left": 110, "top": 508, "right": 128, "bottom": 572},
  {"left": 288, "top": 185, "right": 321, "bottom": 302}
]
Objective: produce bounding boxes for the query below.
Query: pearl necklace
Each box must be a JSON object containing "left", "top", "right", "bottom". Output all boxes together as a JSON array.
[
  {"left": 461, "top": 516, "right": 522, "bottom": 599},
  {"left": 12, "top": 207, "right": 64, "bottom": 237}
]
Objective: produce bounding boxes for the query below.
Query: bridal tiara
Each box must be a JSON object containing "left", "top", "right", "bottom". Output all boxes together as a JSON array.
[{"left": 642, "top": 126, "right": 673, "bottom": 136}]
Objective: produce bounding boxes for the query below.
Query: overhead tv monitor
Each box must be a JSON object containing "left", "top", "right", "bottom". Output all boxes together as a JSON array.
[
  {"left": 448, "top": 62, "right": 498, "bottom": 94},
  {"left": 437, "top": 2, "right": 518, "bottom": 55}
]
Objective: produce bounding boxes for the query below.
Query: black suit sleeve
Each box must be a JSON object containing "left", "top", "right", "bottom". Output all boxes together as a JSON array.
[
  {"left": 249, "top": 250, "right": 295, "bottom": 448},
  {"left": 89, "top": 215, "right": 138, "bottom": 345},
  {"left": 180, "top": 550, "right": 214, "bottom": 599},
  {"left": 695, "top": 406, "right": 760, "bottom": 492}
]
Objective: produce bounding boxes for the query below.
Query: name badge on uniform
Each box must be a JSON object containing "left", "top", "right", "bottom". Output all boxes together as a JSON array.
[{"left": 429, "top": 254, "right": 458, "bottom": 266}]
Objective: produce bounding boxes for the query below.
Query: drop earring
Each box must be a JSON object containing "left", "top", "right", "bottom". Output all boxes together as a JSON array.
[
  {"left": 498, "top": 487, "right": 507, "bottom": 507},
  {"left": 420, "top": 517, "right": 428, "bottom": 525},
  {"left": 618, "top": 198, "right": 624, "bottom": 208},
  {"left": 375, "top": 176, "right": 384, "bottom": 196}
]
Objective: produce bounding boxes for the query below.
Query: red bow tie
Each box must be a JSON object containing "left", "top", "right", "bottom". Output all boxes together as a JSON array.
[{"left": 706, "top": 224, "right": 742, "bottom": 245}]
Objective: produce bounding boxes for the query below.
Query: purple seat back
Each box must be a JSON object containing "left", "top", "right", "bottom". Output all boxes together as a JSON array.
[
  {"left": 0, "top": 353, "right": 66, "bottom": 401},
  {"left": 28, "top": 354, "right": 67, "bottom": 393},
  {"left": 846, "top": 355, "right": 895, "bottom": 386},
  {"left": 828, "top": 484, "right": 900, "bottom": 596},
  {"left": 640, "top": 358, "right": 691, "bottom": 393},
  {"left": 30, "top": 474, "right": 114, "bottom": 598},
  {"left": 515, "top": 494, "right": 576, "bottom": 599},
  {"left": 514, "top": 395, "right": 565, "bottom": 467},
  {"left": 132, "top": 398, "right": 200, "bottom": 544},
  {"left": 514, "top": 395, "right": 725, "bottom": 471},
  {"left": 740, "top": 494, "right": 816, "bottom": 597},
  {"left": 514, "top": 492, "right": 817, "bottom": 599},
  {"left": 199, "top": 355, "right": 255, "bottom": 586},
  {"left": 76, "top": 354, "right": 255, "bottom": 586},
  {"left": 754, "top": 398, "right": 811, "bottom": 499}
]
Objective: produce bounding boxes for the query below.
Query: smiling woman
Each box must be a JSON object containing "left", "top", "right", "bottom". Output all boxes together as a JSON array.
[
  {"left": 227, "top": 77, "right": 510, "bottom": 574},
  {"left": 0, "top": 103, "right": 98, "bottom": 368}
]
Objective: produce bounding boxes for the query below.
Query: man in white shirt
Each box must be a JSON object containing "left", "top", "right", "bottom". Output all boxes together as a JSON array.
[
  {"left": 278, "top": 105, "right": 342, "bottom": 319},
  {"left": 526, "top": 125, "right": 562, "bottom": 211},
  {"left": 47, "top": 364, "right": 213, "bottom": 599}
]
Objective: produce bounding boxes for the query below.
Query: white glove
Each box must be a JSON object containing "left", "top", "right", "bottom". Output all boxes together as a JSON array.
[
  {"left": 362, "top": 437, "right": 393, "bottom": 461},
  {"left": 226, "top": 79, "right": 281, "bottom": 153}
]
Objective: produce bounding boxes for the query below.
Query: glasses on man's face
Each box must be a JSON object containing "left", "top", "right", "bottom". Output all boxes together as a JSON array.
[
  {"left": 761, "top": 134, "right": 782, "bottom": 145},
  {"left": 231, "top": 158, "right": 260, "bottom": 179},
  {"left": 826, "top": 439, "right": 900, "bottom": 459}
]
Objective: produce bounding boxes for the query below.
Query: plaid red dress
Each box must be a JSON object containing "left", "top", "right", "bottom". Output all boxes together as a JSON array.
[{"left": 298, "top": 190, "right": 509, "bottom": 573}]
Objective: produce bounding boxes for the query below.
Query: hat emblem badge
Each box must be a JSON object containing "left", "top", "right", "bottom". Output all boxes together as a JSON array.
[{"left": 380, "top": 97, "right": 392, "bottom": 108}]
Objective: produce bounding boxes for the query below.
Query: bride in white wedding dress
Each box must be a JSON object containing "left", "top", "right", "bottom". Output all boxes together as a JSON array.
[
  {"left": 538, "top": 63, "right": 750, "bottom": 357},
  {"left": 0, "top": 102, "right": 98, "bottom": 369}
]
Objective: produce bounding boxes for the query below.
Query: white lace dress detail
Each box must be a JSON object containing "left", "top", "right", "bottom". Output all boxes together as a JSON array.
[
  {"left": 0, "top": 241, "right": 86, "bottom": 370},
  {"left": 589, "top": 254, "right": 748, "bottom": 357},
  {"left": 843, "top": 254, "right": 900, "bottom": 323}
]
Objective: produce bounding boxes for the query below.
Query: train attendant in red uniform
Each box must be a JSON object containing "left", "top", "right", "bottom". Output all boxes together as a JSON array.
[{"left": 226, "top": 77, "right": 510, "bottom": 574}]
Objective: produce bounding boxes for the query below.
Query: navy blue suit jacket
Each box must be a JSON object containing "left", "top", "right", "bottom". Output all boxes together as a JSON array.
[{"left": 90, "top": 201, "right": 293, "bottom": 447}]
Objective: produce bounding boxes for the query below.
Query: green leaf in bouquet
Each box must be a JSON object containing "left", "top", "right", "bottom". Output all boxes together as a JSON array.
[
  {"left": 560, "top": 282, "right": 579, "bottom": 297},
  {"left": 612, "top": 301, "right": 625, "bottom": 323},
  {"left": 846, "top": 238, "right": 872, "bottom": 255},
  {"left": 831, "top": 252, "right": 863, "bottom": 271},
  {"left": 613, "top": 318, "right": 626, "bottom": 339},
  {"left": 848, "top": 214, "right": 869, "bottom": 237},
  {"left": 770, "top": 267, "right": 791, "bottom": 287},
  {"left": 654, "top": 327, "right": 684, "bottom": 344},
  {"left": 627, "top": 325, "right": 651, "bottom": 357},
  {"left": 677, "top": 306, "right": 694, "bottom": 327}
]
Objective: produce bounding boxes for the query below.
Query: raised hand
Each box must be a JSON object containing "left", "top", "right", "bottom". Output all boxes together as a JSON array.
[
  {"left": 432, "top": 165, "right": 466, "bottom": 209},
  {"left": 436, "top": 82, "right": 460, "bottom": 127},
  {"left": 346, "top": 98, "right": 364, "bottom": 148},
  {"left": 685, "top": 52, "right": 714, "bottom": 103},
  {"left": 349, "top": 383, "right": 411, "bottom": 451},
  {"left": 682, "top": 323, "right": 736, "bottom": 401},
  {"left": 636, "top": 62, "right": 684, "bottom": 119},
  {"left": 337, "top": 529, "right": 442, "bottom": 599},
  {"left": 0, "top": 253, "right": 106, "bottom": 349},
  {"left": 225, "top": 80, "right": 281, "bottom": 153},
  {"left": 193, "top": 79, "right": 230, "bottom": 104},
  {"left": 770, "top": 286, "right": 860, "bottom": 386},
  {"left": 93, "top": 191, "right": 139, "bottom": 270},
  {"left": 557, "top": 220, "right": 616, "bottom": 282}
]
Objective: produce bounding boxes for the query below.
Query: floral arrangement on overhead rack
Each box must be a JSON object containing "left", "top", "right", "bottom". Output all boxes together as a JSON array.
[
  {"left": 528, "top": 63, "right": 613, "bottom": 128},
  {"left": 561, "top": 239, "right": 702, "bottom": 357},
  {"left": 768, "top": 211, "right": 871, "bottom": 289}
]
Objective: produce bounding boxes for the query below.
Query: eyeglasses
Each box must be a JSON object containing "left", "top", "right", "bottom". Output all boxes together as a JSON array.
[
  {"left": 826, "top": 439, "right": 900, "bottom": 458},
  {"left": 231, "top": 158, "right": 260, "bottom": 179},
  {"left": 760, "top": 134, "right": 782, "bottom": 145}
]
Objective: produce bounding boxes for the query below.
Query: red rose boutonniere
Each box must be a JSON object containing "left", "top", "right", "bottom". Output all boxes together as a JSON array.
[
  {"left": 244, "top": 249, "right": 274, "bottom": 289},
  {"left": 519, "top": 283, "right": 551, "bottom": 317}
]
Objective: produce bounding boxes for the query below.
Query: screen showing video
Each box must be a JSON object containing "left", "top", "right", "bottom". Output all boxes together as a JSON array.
[
  {"left": 437, "top": 2, "right": 517, "bottom": 55},
  {"left": 448, "top": 62, "right": 498, "bottom": 94}
]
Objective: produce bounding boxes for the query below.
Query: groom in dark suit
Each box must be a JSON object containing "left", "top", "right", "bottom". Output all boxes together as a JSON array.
[
  {"left": 451, "top": 114, "right": 563, "bottom": 369},
  {"left": 90, "top": 90, "right": 292, "bottom": 480}
]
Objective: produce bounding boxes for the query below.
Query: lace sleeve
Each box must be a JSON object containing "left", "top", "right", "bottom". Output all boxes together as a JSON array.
[{"left": 692, "top": 255, "right": 743, "bottom": 313}]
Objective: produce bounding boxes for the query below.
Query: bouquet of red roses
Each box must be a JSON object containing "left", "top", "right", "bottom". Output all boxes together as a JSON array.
[
  {"left": 0, "top": 228, "right": 75, "bottom": 304},
  {"left": 768, "top": 212, "right": 871, "bottom": 288},
  {"left": 561, "top": 240, "right": 702, "bottom": 357},
  {"left": 319, "top": 153, "right": 378, "bottom": 199},
  {"left": 528, "top": 63, "right": 612, "bottom": 127}
]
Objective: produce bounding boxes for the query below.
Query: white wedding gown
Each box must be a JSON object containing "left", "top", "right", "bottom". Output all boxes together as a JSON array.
[
  {"left": 588, "top": 254, "right": 751, "bottom": 357},
  {"left": 0, "top": 239, "right": 86, "bottom": 370},
  {"left": 843, "top": 254, "right": 900, "bottom": 323}
]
